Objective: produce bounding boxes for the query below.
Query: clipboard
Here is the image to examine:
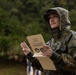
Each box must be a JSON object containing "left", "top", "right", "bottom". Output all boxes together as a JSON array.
[{"left": 26, "top": 34, "right": 56, "bottom": 70}]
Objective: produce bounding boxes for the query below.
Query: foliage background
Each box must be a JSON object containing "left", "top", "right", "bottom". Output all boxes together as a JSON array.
[{"left": 0, "top": 0, "right": 76, "bottom": 75}]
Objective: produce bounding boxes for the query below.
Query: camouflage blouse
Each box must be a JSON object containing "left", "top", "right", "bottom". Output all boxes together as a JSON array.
[
  {"left": 26, "top": 7, "right": 76, "bottom": 75},
  {"left": 26, "top": 29, "right": 76, "bottom": 75}
]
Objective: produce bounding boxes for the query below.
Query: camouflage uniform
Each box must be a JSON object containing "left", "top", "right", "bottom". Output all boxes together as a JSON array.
[{"left": 26, "top": 7, "right": 76, "bottom": 75}]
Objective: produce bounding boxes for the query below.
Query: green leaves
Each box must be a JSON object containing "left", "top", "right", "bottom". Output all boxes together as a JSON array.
[{"left": 0, "top": 0, "right": 76, "bottom": 58}]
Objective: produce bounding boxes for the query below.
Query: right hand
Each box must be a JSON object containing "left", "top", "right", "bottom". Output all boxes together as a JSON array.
[
  {"left": 41, "top": 45, "right": 53, "bottom": 57},
  {"left": 20, "top": 42, "right": 31, "bottom": 55}
]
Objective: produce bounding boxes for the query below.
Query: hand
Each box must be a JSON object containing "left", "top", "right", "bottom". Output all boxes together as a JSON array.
[
  {"left": 20, "top": 42, "right": 31, "bottom": 55},
  {"left": 41, "top": 45, "right": 53, "bottom": 57}
]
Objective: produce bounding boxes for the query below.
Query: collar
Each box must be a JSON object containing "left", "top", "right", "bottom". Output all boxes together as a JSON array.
[{"left": 51, "top": 28, "right": 72, "bottom": 42}]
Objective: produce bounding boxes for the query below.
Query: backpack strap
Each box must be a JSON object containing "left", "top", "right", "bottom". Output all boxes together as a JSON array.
[{"left": 64, "top": 34, "right": 73, "bottom": 53}]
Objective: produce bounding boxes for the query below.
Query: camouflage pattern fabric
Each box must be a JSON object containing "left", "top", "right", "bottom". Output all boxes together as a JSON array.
[{"left": 26, "top": 7, "right": 76, "bottom": 75}]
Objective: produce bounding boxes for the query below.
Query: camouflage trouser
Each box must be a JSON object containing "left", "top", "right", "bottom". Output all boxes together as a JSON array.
[
  {"left": 43, "top": 70, "right": 76, "bottom": 75},
  {"left": 43, "top": 70, "right": 62, "bottom": 75}
]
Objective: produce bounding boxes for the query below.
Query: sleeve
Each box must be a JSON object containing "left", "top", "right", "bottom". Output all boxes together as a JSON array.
[
  {"left": 51, "top": 40, "right": 76, "bottom": 73},
  {"left": 26, "top": 52, "right": 43, "bottom": 71}
]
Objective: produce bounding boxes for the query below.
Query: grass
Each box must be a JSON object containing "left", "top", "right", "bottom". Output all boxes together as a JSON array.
[{"left": 0, "top": 59, "right": 27, "bottom": 75}]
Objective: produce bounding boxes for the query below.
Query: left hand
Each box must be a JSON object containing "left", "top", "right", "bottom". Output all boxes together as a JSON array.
[
  {"left": 20, "top": 42, "right": 31, "bottom": 55},
  {"left": 41, "top": 45, "right": 53, "bottom": 57}
]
